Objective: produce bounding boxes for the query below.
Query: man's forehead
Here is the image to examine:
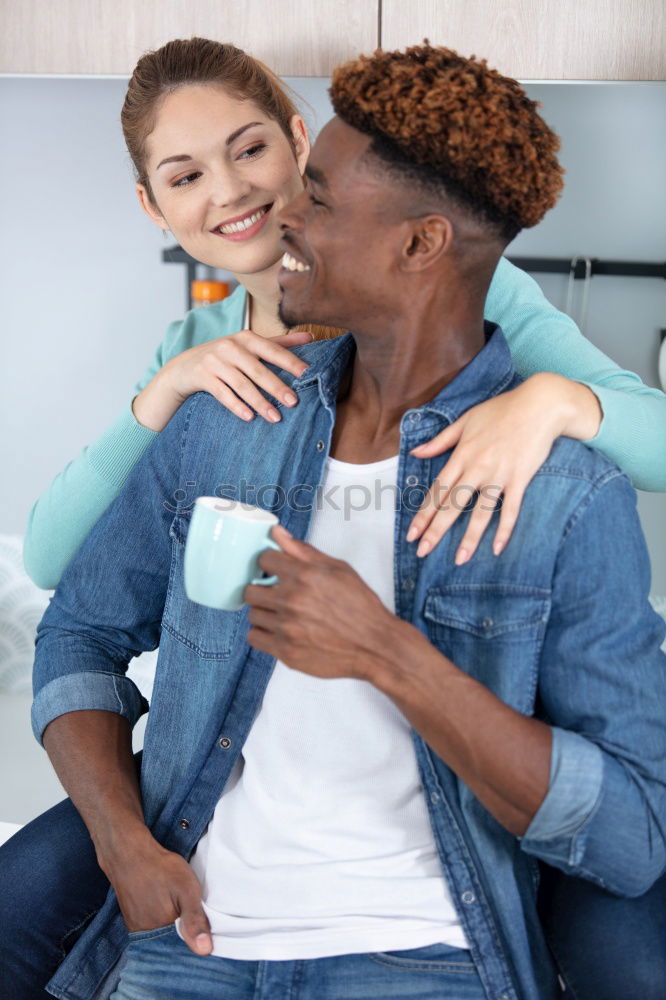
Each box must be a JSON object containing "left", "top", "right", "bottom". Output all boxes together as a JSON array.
[{"left": 308, "top": 116, "right": 374, "bottom": 191}]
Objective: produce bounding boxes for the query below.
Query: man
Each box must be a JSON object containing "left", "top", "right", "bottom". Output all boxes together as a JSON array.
[{"left": 30, "top": 45, "right": 666, "bottom": 1000}]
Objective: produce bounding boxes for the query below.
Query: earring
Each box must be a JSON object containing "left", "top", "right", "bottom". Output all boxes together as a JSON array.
[{"left": 162, "top": 229, "right": 171, "bottom": 241}]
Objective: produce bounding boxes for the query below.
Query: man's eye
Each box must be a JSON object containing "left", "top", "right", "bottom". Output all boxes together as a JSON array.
[
  {"left": 308, "top": 192, "right": 325, "bottom": 207},
  {"left": 172, "top": 172, "right": 201, "bottom": 188}
]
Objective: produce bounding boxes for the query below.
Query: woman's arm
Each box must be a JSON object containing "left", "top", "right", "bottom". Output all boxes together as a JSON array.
[
  {"left": 23, "top": 332, "right": 171, "bottom": 590},
  {"left": 488, "top": 257, "right": 666, "bottom": 491},
  {"left": 23, "top": 294, "right": 310, "bottom": 589},
  {"left": 406, "top": 256, "right": 666, "bottom": 561}
]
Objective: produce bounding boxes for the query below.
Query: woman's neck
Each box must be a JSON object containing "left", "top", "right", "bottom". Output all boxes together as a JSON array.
[{"left": 236, "top": 259, "right": 287, "bottom": 339}]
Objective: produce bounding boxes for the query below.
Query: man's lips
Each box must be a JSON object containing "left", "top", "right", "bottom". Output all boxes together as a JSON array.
[
  {"left": 211, "top": 204, "right": 272, "bottom": 241},
  {"left": 281, "top": 250, "right": 311, "bottom": 273}
]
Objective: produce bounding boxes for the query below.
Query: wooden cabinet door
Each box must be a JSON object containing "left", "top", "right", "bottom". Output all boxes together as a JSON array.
[
  {"left": 381, "top": 0, "right": 666, "bottom": 80},
  {"left": 0, "top": 0, "right": 378, "bottom": 76}
]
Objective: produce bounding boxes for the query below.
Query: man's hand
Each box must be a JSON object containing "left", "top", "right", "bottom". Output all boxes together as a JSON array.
[
  {"left": 104, "top": 828, "right": 212, "bottom": 955},
  {"left": 42, "top": 711, "right": 213, "bottom": 956},
  {"left": 245, "top": 526, "right": 405, "bottom": 682},
  {"left": 246, "top": 527, "right": 551, "bottom": 837}
]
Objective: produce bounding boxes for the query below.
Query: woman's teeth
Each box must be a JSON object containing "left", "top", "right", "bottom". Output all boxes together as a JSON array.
[
  {"left": 218, "top": 207, "right": 268, "bottom": 234},
  {"left": 282, "top": 252, "right": 311, "bottom": 272}
]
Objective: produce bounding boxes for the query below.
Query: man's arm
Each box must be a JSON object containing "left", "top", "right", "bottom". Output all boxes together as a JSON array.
[
  {"left": 246, "top": 527, "right": 552, "bottom": 834},
  {"left": 32, "top": 394, "right": 213, "bottom": 953},
  {"left": 517, "top": 473, "right": 666, "bottom": 895},
  {"left": 248, "top": 496, "right": 666, "bottom": 895}
]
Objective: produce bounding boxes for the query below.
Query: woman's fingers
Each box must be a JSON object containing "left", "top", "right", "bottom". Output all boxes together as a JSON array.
[
  {"left": 453, "top": 481, "right": 527, "bottom": 562},
  {"left": 412, "top": 477, "right": 476, "bottom": 558},
  {"left": 213, "top": 368, "right": 283, "bottom": 422},
  {"left": 270, "top": 329, "right": 315, "bottom": 350},
  {"left": 453, "top": 495, "right": 500, "bottom": 565},
  {"left": 406, "top": 458, "right": 461, "bottom": 544},
  {"left": 234, "top": 329, "right": 310, "bottom": 380},
  {"left": 205, "top": 380, "right": 256, "bottom": 422},
  {"left": 491, "top": 483, "right": 526, "bottom": 556},
  {"left": 410, "top": 419, "right": 463, "bottom": 458}
]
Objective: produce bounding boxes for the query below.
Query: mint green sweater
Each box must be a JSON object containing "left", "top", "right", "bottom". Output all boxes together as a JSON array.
[{"left": 24, "top": 258, "right": 666, "bottom": 589}]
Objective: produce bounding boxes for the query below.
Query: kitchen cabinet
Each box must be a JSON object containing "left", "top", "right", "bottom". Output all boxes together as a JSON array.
[
  {"left": 3, "top": 0, "right": 663, "bottom": 79},
  {"left": 380, "top": 0, "right": 666, "bottom": 80},
  {"left": 0, "top": 0, "right": 378, "bottom": 76}
]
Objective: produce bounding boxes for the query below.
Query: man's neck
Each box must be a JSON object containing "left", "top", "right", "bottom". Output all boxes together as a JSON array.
[{"left": 330, "top": 293, "right": 487, "bottom": 464}]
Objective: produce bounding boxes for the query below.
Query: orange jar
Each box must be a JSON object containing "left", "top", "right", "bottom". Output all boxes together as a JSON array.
[{"left": 191, "top": 280, "right": 230, "bottom": 308}]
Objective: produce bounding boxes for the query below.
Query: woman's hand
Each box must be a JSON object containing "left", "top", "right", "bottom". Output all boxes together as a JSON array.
[
  {"left": 406, "top": 374, "right": 602, "bottom": 562},
  {"left": 132, "top": 328, "right": 313, "bottom": 432}
]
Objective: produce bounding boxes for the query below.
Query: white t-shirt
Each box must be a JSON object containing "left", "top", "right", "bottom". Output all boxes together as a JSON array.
[{"left": 183, "top": 455, "right": 467, "bottom": 959}]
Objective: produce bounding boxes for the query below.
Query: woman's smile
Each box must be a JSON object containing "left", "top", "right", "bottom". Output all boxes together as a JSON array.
[{"left": 212, "top": 203, "right": 273, "bottom": 241}]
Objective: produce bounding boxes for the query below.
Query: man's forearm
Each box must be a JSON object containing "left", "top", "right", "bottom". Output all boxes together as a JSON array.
[
  {"left": 43, "top": 710, "right": 153, "bottom": 874},
  {"left": 370, "top": 621, "right": 552, "bottom": 836}
]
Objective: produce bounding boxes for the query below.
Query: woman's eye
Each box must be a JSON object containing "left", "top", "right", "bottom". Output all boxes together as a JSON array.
[
  {"left": 239, "top": 142, "right": 267, "bottom": 160},
  {"left": 172, "top": 172, "right": 201, "bottom": 189}
]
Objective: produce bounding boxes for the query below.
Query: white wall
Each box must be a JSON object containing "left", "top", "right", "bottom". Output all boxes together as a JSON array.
[{"left": 1, "top": 78, "right": 664, "bottom": 587}]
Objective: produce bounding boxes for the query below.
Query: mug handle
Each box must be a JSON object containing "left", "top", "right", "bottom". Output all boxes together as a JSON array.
[{"left": 251, "top": 537, "right": 281, "bottom": 587}]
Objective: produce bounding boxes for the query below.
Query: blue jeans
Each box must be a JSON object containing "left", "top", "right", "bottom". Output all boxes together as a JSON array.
[
  {"left": 1, "top": 792, "right": 665, "bottom": 1000},
  {"left": 0, "top": 794, "right": 109, "bottom": 1000},
  {"left": 110, "top": 929, "right": 484, "bottom": 1000},
  {"left": 537, "top": 863, "right": 666, "bottom": 1000}
]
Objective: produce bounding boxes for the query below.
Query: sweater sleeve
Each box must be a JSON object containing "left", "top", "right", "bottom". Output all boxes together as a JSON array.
[
  {"left": 24, "top": 288, "right": 247, "bottom": 590},
  {"left": 487, "top": 257, "right": 666, "bottom": 491},
  {"left": 24, "top": 320, "right": 193, "bottom": 590},
  {"left": 24, "top": 289, "right": 247, "bottom": 590}
]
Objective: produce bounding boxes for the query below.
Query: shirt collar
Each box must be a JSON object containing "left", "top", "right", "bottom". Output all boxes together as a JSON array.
[{"left": 290, "top": 322, "right": 516, "bottom": 420}]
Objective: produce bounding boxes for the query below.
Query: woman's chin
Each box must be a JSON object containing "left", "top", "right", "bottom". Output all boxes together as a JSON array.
[{"left": 179, "top": 244, "right": 282, "bottom": 282}]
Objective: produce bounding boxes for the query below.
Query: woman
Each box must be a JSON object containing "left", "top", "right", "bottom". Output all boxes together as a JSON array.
[{"left": 7, "top": 37, "right": 666, "bottom": 1000}]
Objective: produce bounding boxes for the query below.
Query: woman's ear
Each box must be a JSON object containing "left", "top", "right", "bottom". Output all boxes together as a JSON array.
[
  {"left": 289, "top": 114, "right": 310, "bottom": 174},
  {"left": 136, "top": 184, "right": 168, "bottom": 231}
]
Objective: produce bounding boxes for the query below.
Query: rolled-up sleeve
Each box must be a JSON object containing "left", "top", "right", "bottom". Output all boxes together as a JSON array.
[
  {"left": 520, "top": 472, "right": 666, "bottom": 896},
  {"left": 31, "top": 397, "right": 194, "bottom": 745}
]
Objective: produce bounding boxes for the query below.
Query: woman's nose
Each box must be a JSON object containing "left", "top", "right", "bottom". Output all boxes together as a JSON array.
[{"left": 209, "top": 169, "right": 252, "bottom": 209}]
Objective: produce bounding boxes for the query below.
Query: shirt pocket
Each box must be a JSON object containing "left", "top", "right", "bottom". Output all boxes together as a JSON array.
[
  {"left": 162, "top": 512, "right": 243, "bottom": 659},
  {"left": 423, "top": 584, "right": 550, "bottom": 715}
]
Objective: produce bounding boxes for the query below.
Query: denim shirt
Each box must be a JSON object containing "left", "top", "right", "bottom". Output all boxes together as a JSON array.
[{"left": 33, "top": 328, "right": 666, "bottom": 1000}]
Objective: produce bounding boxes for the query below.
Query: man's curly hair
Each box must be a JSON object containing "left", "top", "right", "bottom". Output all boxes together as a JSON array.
[{"left": 330, "top": 44, "right": 564, "bottom": 242}]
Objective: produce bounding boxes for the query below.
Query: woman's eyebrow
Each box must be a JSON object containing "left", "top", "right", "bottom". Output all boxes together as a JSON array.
[
  {"left": 226, "top": 121, "right": 262, "bottom": 146},
  {"left": 156, "top": 122, "right": 264, "bottom": 170}
]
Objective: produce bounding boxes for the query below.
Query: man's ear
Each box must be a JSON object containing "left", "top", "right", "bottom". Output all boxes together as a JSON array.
[
  {"left": 400, "top": 215, "right": 454, "bottom": 272},
  {"left": 289, "top": 114, "right": 310, "bottom": 175},
  {"left": 136, "top": 184, "right": 168, "bottom": 231}
]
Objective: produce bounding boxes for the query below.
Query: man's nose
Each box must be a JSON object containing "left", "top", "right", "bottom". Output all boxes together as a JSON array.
[{"left": 277, "top": 188, "right": 308, "bottom": 232}]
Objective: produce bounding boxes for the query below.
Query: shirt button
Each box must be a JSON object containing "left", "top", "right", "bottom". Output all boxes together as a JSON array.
[
  {"left": 409, "top": 412, "right": 422, "bottom": 424},
  {"left": 179, "top": 818, "right": 190, "bottom": 830},
  {"left": 406, "top": 475, "right": 419, "bottom": 487},
  {"left": 483, "top": 617, "right": 494, "bottom": 629},
  {"left": 430, "top": 792, "right": 440, "bottom": 804},
  {"left": 402, "top": 577, "right": 415, "bottom": 591},
  {"left": 461, "top": 891, "right": 476, "bottom": 905},
  {"left": 316, "top": 440, "right": 325, "bottom": 452},
  {"left": 219, "top": 737, "right": 232, "bottom": 750}
]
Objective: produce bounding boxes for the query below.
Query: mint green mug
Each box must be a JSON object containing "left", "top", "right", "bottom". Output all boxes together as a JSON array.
[{"left": 184, "top": 497, "right": 280, "bottom": 611}]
